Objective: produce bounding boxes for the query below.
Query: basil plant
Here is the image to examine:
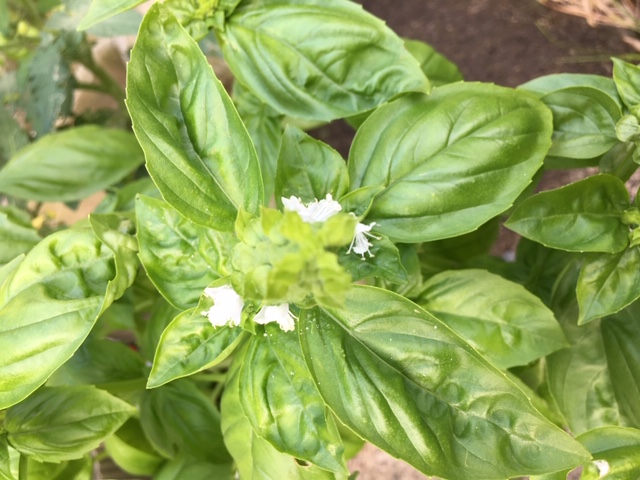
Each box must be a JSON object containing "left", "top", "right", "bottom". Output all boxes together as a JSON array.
[{"left": 1, "top": 0, "right": 640, "bottom": 479}]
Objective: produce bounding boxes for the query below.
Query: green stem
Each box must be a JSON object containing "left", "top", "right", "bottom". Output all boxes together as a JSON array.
[
  {"left": 78, "top": 57, "right": 127, "bottom": 112},
  {"left": 612, "top": 144, "right": 639, "bottom": 182},
  {"left": 18, "top": 453, "right": 28, "bottom": 480}
]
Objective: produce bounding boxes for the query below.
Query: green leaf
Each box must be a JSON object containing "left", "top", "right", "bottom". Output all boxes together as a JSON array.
[
  {"left": 576, "top": 426, "right": 640, "bottom": 480},
  {"left": 0, "top": 222, "right": 137, "bottom": 409},
  {"left": 539, "top": 86, "right": 621, "bottom": 159},
  {"left": 78, "top": 0, "right": 147, "bottom": 30},
  {"left": 234, "top": 82, "right": 283, "bottom": 203},
  {"left": 299, "top": 285, "right": 589, "bottom": 479},
  {"left": 337, "top": 233, "right": 407, "bottom": 284},
  {"left": 136, "top": 195, "right": 234, "bottom": 309},
  {"left": 155, "top": 454, "right": 234, "bottom": 480},
  {"left": 348, "top": 84, "right": 551, "bottom": 242},
  {"left": 417, "top": 269, "right": 568, "bottom": 369},
  {"left": 127, "top": 4, "right": 263, "bottom": 231},
  {"left": 220, "top": 0, "right": 428, "bottom": 121},
  {"left": 578, "top": 246, "right": 640, "bottom": 324},
  {"left": 520, "top": 73, "right": 622, "bottom": 106},
  {"left": 239, "top": 325, "right": 347, "bottom": 474},
  {"left": 104, "top": 418, "right": 165, "bottom": 476},
  {"left": 0, "top": 434, "right": 18, "bottom": 480},
  {"left": 140, "top": 379, "right": 231, "bottom": 463},
  {"left": 506, "top": 175, "right": 630, "bottom": 253},
  {"left": 138, "top": 298, "right": 180, "bottom": 362},
  {"left": 275, "top": 126, "right": 349, "bottom": 206},
  {"left": 46, "top": 336, "right": 144, "bottom": 387},
  {"left": 0, "top": 206, "right": 40, "bottom": 266},
  {"left": 613, "top": 58, "right": 640, "bottom": 110},
  {"left": 404, "top": 39, "right": 463, "bottom": 87},
  {"left": 0, "top": 126, "right": 144, "bottom": 202},
  {"left": 5, "top": 385, "right": 134, "bottom": 462},
  {"left": 148, "top": 304, "right": 247, "bottom": 388},
  {"left": 221, "top": 354, "right": 341, "bottom": 480}
]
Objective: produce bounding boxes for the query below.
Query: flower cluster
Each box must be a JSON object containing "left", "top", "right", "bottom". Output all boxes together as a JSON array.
[{"left": 201, "top": 195, "right": 378, "bottom": 332}]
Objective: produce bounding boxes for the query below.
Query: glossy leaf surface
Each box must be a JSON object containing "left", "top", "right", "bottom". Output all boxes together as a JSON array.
[
  {"left": 78, "top": 0, "right": 146, "bottom": 30},
  {"left": 349, "top": 84, "right": 552, "bottom": 242},
  {"left": 148, "top": 303, "right": 246, "bottom": 388},
  {"left": 275, "top": 126, "right": 349, "bottom": 206},
  {"left": 299, "top": 286, "right": 589, "bottom": 479},
  {"left": 577, "top": 246, "right": 640, "bottom": 324},
  {"left": 136, "top": 195, "right": 234, "bottom": 309},
  {"left": 417, "top": 269, "right": 567, "bottom": 369},
  {"left": 5, "top": 386, "right": 134, "bottom": 462},
  {"left": 0, "top": 126, "right": 144, "bottom": 201},
  {"left": 506, "top": 175, "right": 630, "bottom": 253},
  {"left": 221, "top": 355, "right": 340, "bottom": 480},
  {"left": 0, "top": 224, "right": 136, "bottom": 409},
  {"left": 613, "top": 58, "right": 640, "bottom": 109},
  {"left": 220, "top": 0, "right": 428, "bottom": 121},
  {"left": 239, "top": 325, "right": 346, "bottom": 474},
  {"left": 127, "top": 4, "right": 263, "bottom": 231}
]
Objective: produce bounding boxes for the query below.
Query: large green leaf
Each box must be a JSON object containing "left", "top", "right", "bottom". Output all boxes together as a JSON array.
[
  {"left": 5, "top": 386, "right": 134, "bottom": 462},
  {"left": 221, "top": 353, "right": 341, "bottom": 480},
  {"left": 0, "top": 126, "right": 144, "bottom": 202},
  {"left": 0, "top": 221, "right": 137, "bottom": 409},
  {"left": 136, "top": 195, "right": 234, "bottom": 309},
  {"left": 506, "top": 175, "right": 630, "bottom": 253},
  {"left": 520, "top": 73, "right": 622, "bottom": 107},
  {"left": 539, "top": 86, "right": 621, "bottom": 159},
  {"left": 219, "top": 0, "right": 428, "bottom": 121},
  {"left": 299, "top": 285, "right": 589, "bottom": 480},
  {"left": 275, "top": 126, "right": 349, "bottom": 206},
  {"left": 0, "top": 206, "right": 40, "bottom": 266},
  {"left": 127, "top": 4, "right": 263, "bottom": 231},
  {"left": 239, "top": 325, "right": 347, "bottom": 474},
  {"left": 348, "top": 84, "right": 551, "bottom": 242},
  {"left": 417, "top": 269, "right": 567, "bottom": 369},
  {"left": 613, "top": 58, "right": 640, "bottom": 110},
  {"left": 140, "top": 379, "right": 231, "bottom": 464},
  {"left": 577, "top": 246, "right": 640, "bottom": 324},
  {"left": 148, "top": 305, "right": 247, "bottom": 388}
]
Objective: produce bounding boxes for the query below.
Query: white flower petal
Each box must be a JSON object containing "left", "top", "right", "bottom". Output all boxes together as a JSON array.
[
  {"left": 254, "top": 303, "right": 297, "bottom": 332},
  {"left": 593, "top": 459, "right": 610, "bottom": 477},
  {"left": 348, "top": 221, "right": 379, "bottom": 259},
  {"left": 282, "top": 194, "right": 342, "bottom": 224},
  {"left": 201, "top": 285, "right": 244, "bottom": 327}
]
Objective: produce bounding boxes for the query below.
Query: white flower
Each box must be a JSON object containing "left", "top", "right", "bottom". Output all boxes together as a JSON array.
[
  {"left": 201, "top": 285, "right": 244, "bottom": 327},
  {"left": 282, "top": 194, "right": 342, "bottom": 224},
  {"left": 593, "top": 460, "right": 610, "bottom": 477},
  {"left": 254, "top": 303, "right": 297, "bottom": 332},
  {"left": 348, "top": 221, "right": 379, "bottom": 259}
]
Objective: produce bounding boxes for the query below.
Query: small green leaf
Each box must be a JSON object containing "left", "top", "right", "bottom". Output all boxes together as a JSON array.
[
  {"left": 220, "top": 0, "right": 428, "bottom": 121},
  {"left": 78, "top": 0, "right": 148, "bottom": 31},
  {"left": 506, "top": 175, "right": 630, "bottom": 253},
  {"left": 578, "top": 246, "right": 640, "bottom": 324},
  {"left": 520, "top": 73, "right": 622, "bottom": 106},
  {"left": 404, "top": 39, "right": 463, "bottom": 87},
  {"left": 155, "top": 454, "right": 234, "bottom": 480},
  {"left": 349, "top": 84, "right": 551, "bottom": 242},
  {"left": 0, "top": 206, "right": 40, "bottom": 266},
  {"left": 148, "top": 305, "right": 247, "bottom": 388},
  {"left": 140, "top": 379, "right": 231, "bottom": 463},
  {"left": 615, "top": 114, "right": 640, "bottom": 142},
  {"left": 5, "top": 386, "right": 134, "bottom": 462},
  {"left": 239, "top": 325, "right": 347, "bottom": 474},
  {"left": 275, "top": 126, "right": 349, "bottom": 206},
  {"left": 576, "top": 426, "right": 640, "bottom": 480},
  {"left": 0, "top": 126, "right": 144, "bottom": 202},
  {"left": 417, "top": 269, "right": 568, "bottom": 369},
  {"left": 299, "top": 286, "right": 589, "bottom": 479},
  {"left": 104, "top": 419, "right": 164, "bottom": 476},
  {"left": 136, "top": 195, "right": 235, "bottom": 309},
  {"left": 540, "top": 86, "right": 621, "bottom": 159},
  {"left": 338, "top": 233, "right": 407, "bottom": 284},
  {"left": 0, "top": 222, "right": 136, "bottom": 409},
  {"left": 127, "top": 4, "right": 263, "bottom": 231},
  {"left": 613, "top": 58, "right": 640, "bottom": 110},
  {"left": 0, "top": 434, "right": 18, "bottom": 480},
  {"left": 221, "top": 354, "right": 340, "bottom": 480}
]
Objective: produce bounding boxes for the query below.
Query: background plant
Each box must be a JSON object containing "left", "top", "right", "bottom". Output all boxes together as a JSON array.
[{"left": 1, "top": 1, "right": 640, "bottom": 479}]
